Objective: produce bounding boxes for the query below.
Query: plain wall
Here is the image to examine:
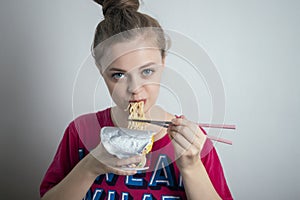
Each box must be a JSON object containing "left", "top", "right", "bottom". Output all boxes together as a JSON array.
[{"left": 0, "top": 0, "right": 299, "bottom": 199}]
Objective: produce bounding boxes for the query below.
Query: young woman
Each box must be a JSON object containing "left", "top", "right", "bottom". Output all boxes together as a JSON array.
[{"left": 40, "top": 0, "right": 233, "bottom": 199}]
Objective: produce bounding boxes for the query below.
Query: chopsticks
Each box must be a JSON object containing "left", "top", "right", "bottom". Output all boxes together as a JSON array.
[{"left": 128, "top": 119, "right": 235, "bottom": 145}]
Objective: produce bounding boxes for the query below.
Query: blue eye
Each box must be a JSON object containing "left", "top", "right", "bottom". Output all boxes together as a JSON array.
[
  {"left": 112, "top": 73, "right": 125, "bottom": 80},
  {"left": 142, "top": 69, "right": 154, "bottom": 76}
]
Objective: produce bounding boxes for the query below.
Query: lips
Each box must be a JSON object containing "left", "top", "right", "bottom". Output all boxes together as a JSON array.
[{"left": 129, "top": 99, "right": 146, "bottom": 104}]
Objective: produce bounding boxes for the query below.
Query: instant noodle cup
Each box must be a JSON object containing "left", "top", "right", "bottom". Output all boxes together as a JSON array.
[{"left": 100, "top": 127, "right": 154, "bottom": 169}]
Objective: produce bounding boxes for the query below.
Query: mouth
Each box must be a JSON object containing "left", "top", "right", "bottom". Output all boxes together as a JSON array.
[{"left": 129, "top": 99, "right": 146, "bottom": 104}]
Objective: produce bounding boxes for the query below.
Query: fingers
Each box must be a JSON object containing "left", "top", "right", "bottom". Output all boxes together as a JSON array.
[
  {"left": 170, "top": 128, "right": 191, "bottom": 147},
  {"left": 91, "top": 143, "right": 146, "bottom": 174},
  {"left": 169, "top": 125, "right": 204, "bottom": 155},
  {"left": 168, "top": 116, "right": 207, "bottom": 150},
  {"left": 172, "top": 116, "right": 199, "bottom": 132},
  {"left": 109, "top": 166, "right": 138, "bottom": 176},
  {"left": 170, "top": 135, "right": 188, "bottom": 160},
  {"left": 169, "top": 124, "right": 197, "bottom": 143},
  {"left": 102, "top": 155, "right": 145, "bottom": 176},
  {"left": 115, "top": 155, "right": 144, "bottom": 168},
  {"left": 169, "top": 123, "right": 203, "bottom": 144}
]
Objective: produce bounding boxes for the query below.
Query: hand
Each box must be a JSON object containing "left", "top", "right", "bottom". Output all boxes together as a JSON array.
[
  {"left": 167, "top": 115, "right": 207, "bottom": 171},
  {"left": 87, "top": 142, "right": 144, "bottom": 176}
]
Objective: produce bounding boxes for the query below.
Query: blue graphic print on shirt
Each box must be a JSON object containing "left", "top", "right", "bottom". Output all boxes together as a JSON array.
[{"left": 79, "top": 149, "right": 184, "bottom": 200}]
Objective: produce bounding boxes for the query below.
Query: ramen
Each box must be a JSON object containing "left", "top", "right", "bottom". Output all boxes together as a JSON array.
[{"left": 127, "top": 101, "right": 146, "bottom": 130}]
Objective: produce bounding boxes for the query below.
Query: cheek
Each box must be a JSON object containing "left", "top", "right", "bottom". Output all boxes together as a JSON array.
[
  {"left": 107, "top": 82, "right": 129, "bottom": 107},
  {"left": 146, "top": 84, "right": 161, "bottom": 98},
  {"left": 104, "top": 78, "right": 124, "bottom": 98},
  {"left": 104, "top": 76, "right": 122, "bottom": 93},
  {"left": 104, "top": 79, "right": 115, "bottom": 96}
]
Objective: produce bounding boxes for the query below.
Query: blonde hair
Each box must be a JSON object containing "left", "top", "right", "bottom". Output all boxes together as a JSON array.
[{"left": 91, "top": 0, "right": 170, "bottom": 67}]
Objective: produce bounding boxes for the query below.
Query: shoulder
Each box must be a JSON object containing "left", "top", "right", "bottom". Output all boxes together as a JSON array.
[
  {"left": 71, "top": 107, "right": 112, "bottom": 129},
  {"left": 66, "top": 108, "right": 112, "bottom": 151}
]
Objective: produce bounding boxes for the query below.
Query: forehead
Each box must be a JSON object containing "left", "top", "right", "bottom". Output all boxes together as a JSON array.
[
  {"left": 108, "top": 49, "right": 162, "bottom": 72},
  {"left": 100, "top": 39, "right": 162, "bottom": 72}
]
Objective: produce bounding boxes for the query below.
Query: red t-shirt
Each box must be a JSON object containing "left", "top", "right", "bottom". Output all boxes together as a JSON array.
[{"left": 40, "top": 108, "right": 233, "bottom": 199}]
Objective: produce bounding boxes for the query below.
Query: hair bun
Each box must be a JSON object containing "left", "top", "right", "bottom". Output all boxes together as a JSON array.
[
  {"left": 93, "top": 0, "right": 104, "bottom": 5},
  {"left": 102, "top": 0, "right": 139, "bottom": 16}
]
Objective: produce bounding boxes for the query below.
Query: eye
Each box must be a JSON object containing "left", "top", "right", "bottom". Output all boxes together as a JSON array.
[
  {"left": 142, "top": 68, "right": 154, "bottom": 77},
  {"left": 112, "top": 72, "right": 125, "bottom": 80}
]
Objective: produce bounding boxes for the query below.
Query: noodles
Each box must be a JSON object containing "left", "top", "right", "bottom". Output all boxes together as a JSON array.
[
  {"left": 126, "top": 101, "right": 146, "bottom": 130},
  {"left": 125, "top": 101, "right": 154, "bottom": 167}
]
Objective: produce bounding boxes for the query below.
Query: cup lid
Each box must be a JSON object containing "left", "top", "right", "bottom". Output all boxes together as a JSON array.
[{"left": 100, "top": 126, "right": 155, "bottom": 159}]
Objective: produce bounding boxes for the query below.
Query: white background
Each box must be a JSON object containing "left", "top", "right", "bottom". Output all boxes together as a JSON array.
[{"left": 0, "top": 0, "right": 299, "bottom": 199}]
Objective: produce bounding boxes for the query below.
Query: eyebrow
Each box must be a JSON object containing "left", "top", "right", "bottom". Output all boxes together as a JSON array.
[{"left": 108, "top": 62, "right": 157, "bottom": 72}]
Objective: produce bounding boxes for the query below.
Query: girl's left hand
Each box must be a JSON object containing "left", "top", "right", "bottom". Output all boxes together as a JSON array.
[{"left": 167, "top": 115, "right": 207, "bottom": 171}]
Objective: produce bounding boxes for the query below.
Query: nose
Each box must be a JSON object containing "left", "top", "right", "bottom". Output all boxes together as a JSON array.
[{"left": 127, "top": 76, "right": 142, "bottom": 94}]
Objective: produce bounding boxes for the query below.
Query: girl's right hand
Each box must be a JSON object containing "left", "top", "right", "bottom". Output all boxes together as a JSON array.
[{"left": 86, "top": 142, "right": 143, "bottom": 176}]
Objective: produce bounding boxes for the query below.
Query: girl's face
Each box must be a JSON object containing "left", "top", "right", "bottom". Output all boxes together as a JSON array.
[{"left": 101, "top": 41, "right": 165, "bottom": 115}]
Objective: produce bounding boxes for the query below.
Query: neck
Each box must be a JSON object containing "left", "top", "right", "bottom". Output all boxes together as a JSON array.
[{"left": 110, "top": 106, "right": 129, "bottom": 128}]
